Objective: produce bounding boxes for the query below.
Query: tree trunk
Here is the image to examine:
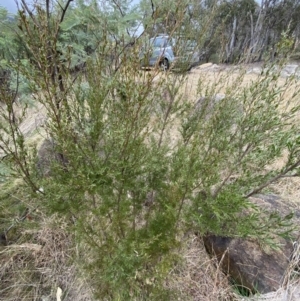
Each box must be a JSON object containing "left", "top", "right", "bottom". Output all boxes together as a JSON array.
[{"left": 226, "top": 15, "right": 237, "bottom": 62}]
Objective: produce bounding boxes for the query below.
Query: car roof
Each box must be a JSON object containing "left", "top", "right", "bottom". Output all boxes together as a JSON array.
[{"left": 151, "top": 35, "right": 169, "bottom": 40}]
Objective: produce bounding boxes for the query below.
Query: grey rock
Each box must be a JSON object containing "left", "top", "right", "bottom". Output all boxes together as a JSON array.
[
  {"left": 203, "top": 194, "right": 300, "bottom": 294},
  {"left": 247, "top": 67, "right": 262, "bottom": 75},
  {"left": 194, "top": 93, "right": 225, "bottom": 116},
  {"left": 37, "top": 139, "right": 56, "bottom": 177},
  {"left": 0, "top": 233, "right": 7, "bottom": 246},
  {"left": 281, "top": 64, "right": 299, "bottom": 77},
  {"left": 203, "top": 235, "right": 292, "bottom": 294},
  {"left": 37, "top": 139, "right": 68, "bottom": 177},
  {"left": 243, "top": 283, "right": 300, "bottom": 300}
]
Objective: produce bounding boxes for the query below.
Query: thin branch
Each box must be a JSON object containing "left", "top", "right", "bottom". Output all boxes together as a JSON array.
[
  {"left": 19, "top": 0, "right": 38, "bottom": 26},
  {"left": 281, "top": 173, "right": 300, "bottom": 178},
  {"left": 245, "top": 158, "right": 300, "bottom": 198},
  {"left": 111, "top": 0, "right": 132, "bottom": 36},
  {"left": 46, "top": 0, "right": 50, "bottom": 20},
  {"left": 150, "top": 0, "right": 156, "bottom": 19},
  {"left": 60, "top": 0, "right": 73, "bottom": 24},
  {"left": 212, "top": 143, "right": 253, "bottom": 198}
]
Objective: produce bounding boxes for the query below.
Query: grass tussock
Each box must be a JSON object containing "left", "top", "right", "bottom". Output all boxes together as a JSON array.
[
  {"left": 1, "top": 224, "right": 242, "bottom": 301},
  {"left": 0, "top": 216, "right": 93, "bottom": 301},
  {"left": 1, "top": 224, "right": 299, "bottom": 300},
  {"left": 166, "top": 233, "right": 240, "bottom": 301}
]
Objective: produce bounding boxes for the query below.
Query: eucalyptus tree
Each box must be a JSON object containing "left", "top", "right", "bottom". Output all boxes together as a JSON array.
[
  {"left": 214, "top": 0, "right": 258, "bottom": 62},
  {"left": 0, "top": 8, "right": 20, "bottom": 96},
  {"left": 262, "top": 0, "right": 300, "bottom": 59},
  {"left": 0, "top": 8, "right": 17, "bottom": 60},
  {"left": 229, "top": 0, "right": 300, "bottom": 62},
  {"left": 139, "top": 0, "right": 192, "bottom": 36}
]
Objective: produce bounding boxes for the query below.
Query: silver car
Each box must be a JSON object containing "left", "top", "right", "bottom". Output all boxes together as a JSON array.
[{"left": 140, "top": 34, "right": 201, "bottom": 71}]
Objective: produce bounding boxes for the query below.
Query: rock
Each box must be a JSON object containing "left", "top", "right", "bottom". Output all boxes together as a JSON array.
[
  {"left": 194, "top": 93, "right": 226, "bottom": 114},
  {"left": 0, "top": 233, "right": 7, "bottom": 246},
  {"left": 193, "top": 93, "right": 243, "bottom": 123},
  {"left": 210, "top": 64, "right": 221, "bottom": 71},
  {"left": 247, "top": 67, "right": 262, "bottom": 75},
  {"left": 281, "top": 64, "right": 299, "bottom": 77},
  {"left": 19, "top": 103, "right": 46, "bottom": 138},
  {"left": 196, "top": 62, "right": 221, "bottom": 71},
  {"left": 37, "top": 139, "right": 56, "bottom": 177},
  {"left": 37, "top": 139, "right": 68, "bottom": 177},
  {"left": 203, "top": 235, "right": 292, "bottom": 294},
  {"left": 280, "top": 71, "right": 290, "bottom": 78},
  {"left": 243, "top": 283, "right": 300, "bottom": 301},
  {"left": 198, "top": 62, "right": 213, "bottom": 69},
  {"left": 203, "top": 194, "right": 300, "bottom": 294},
  {"left": 194, "top": 94, "right": 226, "bottom": 119},
  {"left": 245, "top": 64, "right": 300, "bottom": 78}
]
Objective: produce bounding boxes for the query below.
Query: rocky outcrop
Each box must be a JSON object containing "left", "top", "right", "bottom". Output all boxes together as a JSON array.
[
  {"left": 37, "top": 139, "right": 56, "bottom": 177},
  {"left": 280, "top": 64, "right": 299, "bottom": 77},
  {"left": 203, "top": 235, "right": 293, "bottom": 294},
  {"left": 203, "top": 194, "right": 300, "bottom": 294},
  {"left": 246, "top": 63, "right": 300, "bottom": 78},
  {"left": 0, "top": 233, "right": 7, "bottom": 246},
  {"left": 37, "top": 139, "right": 68, "bottom": 177},
  {"left": 198, "top": 62, "right": 300, "bottom": 78},
  {"left": 194, "top": 93, "right": 226, "bottom": 119}
]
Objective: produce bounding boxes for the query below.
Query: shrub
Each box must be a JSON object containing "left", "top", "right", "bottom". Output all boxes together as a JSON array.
[{"left": 1, "top": 1, "right": 300, "bottom": 299}]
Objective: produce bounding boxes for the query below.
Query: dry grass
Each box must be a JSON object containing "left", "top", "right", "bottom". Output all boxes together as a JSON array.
[
  {"left": 1, "top": 225, "right": 298, "bottom": 300},
  {"left": 269, "top": 177, "right": 300, "bottom": 208},
  {"left": 0, "top": 216, "right": 94, "bottom": 301},
  {"left": 167, "top": 233, "right": 240, "bottom": 301}
]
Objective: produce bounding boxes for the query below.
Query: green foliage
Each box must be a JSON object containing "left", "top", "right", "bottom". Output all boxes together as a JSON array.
[
  {"left": 1, "top": 0, "right": 300, "bottom": 300},
  {"left": 0, "top": 8, "right": 18, "bottom": 60}
]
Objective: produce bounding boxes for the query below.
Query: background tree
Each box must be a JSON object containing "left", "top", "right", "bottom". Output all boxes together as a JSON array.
[{"left": 142, "top": 0, "right": 300, "bottom": 63}]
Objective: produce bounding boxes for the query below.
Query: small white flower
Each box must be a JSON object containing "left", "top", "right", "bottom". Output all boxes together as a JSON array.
[{"left": 37, "top": 187, "right": 44, "bottom": 193}]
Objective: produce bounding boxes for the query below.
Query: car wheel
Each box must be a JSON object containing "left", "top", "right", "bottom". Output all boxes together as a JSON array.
[{"left": 160, "top": 58, "right": 169, "bottom": 71}]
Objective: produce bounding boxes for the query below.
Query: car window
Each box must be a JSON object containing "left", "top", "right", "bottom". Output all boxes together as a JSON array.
[
  {"left": 152, "top": 37, "right": 168, "bottom": 48},
  {"left": 175, "top": 39, "right": 197, "bottom": 52},
  {"left": 186, "top": 40, "right": 197, "bottom": 51}
]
